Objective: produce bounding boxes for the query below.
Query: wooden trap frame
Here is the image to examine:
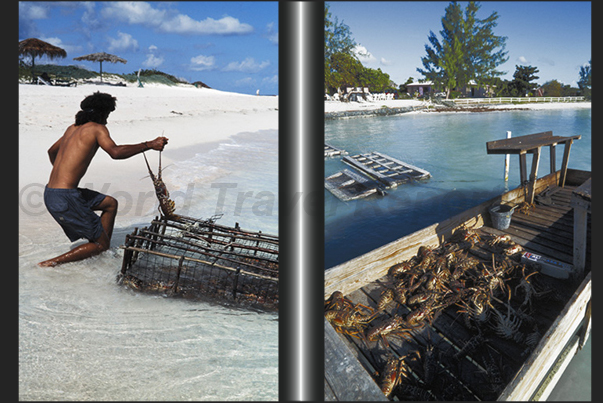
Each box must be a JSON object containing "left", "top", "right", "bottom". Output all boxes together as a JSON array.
[{"left": 118, "top": 214, "right": 279, "bottom": 310}]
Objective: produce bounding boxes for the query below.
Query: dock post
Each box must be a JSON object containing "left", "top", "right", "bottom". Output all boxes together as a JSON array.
[{"left": 504, "top": 131, "right": 511, "bottom": 181}]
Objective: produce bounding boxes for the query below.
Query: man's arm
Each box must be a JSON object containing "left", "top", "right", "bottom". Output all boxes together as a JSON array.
[
  {"left": 96, "top": 126, "right": 168, "bottom": 159},
  {"left": 47, "top": 137, "right": 62, "bottom": 165}
]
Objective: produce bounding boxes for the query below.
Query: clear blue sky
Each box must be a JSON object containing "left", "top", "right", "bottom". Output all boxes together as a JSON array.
[
  {"left": 327, "top": 1, "right": 591, "bottom": 87},
  {"left": 19, "top": 1, "right": 279, "bottom": 95}
]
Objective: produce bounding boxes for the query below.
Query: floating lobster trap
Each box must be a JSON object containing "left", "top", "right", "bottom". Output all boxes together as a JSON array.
[{"left": 118, "top": 214, "right": 279, "bottom": 310}]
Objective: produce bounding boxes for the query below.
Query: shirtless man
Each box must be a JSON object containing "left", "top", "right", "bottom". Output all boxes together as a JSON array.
[{"left": 38, "top": 92, "right": 168, "bottom": 267}]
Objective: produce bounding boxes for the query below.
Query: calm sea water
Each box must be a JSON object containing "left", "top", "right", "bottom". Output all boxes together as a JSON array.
[
  {"left": 19, "top": 130, "right": 279, "bottom": 401},
  {"left": 325, "top": 108, "right": 591, "bottom": 268},
  {"left": 325, "top": 106, "right": 591, "bottom": 400}
]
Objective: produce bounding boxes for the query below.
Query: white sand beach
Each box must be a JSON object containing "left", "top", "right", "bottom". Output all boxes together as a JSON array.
[
  {"left": 19, "top": 83, "right": 278, "bottom": 238},
  {"left": 324, "top": 98, "right": 591, "bottom": 113}
]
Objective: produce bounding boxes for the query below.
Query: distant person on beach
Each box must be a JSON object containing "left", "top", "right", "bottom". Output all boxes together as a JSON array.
[{"left": 38, "top": 91, "right": 169, "bottom": 267}]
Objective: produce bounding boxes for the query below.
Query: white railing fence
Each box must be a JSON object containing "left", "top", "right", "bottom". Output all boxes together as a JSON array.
[{"left": 454, "top": 96, "right": 585, "bottom": 105}]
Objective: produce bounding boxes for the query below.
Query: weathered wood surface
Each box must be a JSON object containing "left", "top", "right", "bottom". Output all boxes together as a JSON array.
[
  {"left": 571, "top": 178, "right": 592, "bottom": 276},
  {"left": 487, "top": 131, "right": 581, "bottom": 204},
  {"left": 498, "top": 271, "right": 591, "bottom": 401},
  {"left": 486, "top": 131, "right": 581, "bottom": 154},
  {"left": 324, "top": 318, "right": 389, "bottom": 401},
  {"left": 325, "top": 169, "right": 381, "bottom": 201},
  {"left": 342, "top": 152, "right": 431, "bottom": 189},
  {"left": 324, "top": 168, "right": 591, "bottom": 401},
  {"left": 325, "top": 143, "right": 348, "bottom": 158}
]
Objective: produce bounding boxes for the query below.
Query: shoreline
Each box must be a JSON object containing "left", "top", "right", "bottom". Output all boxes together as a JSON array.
[
  {"left": 325, "top": 99, "right": 591, "bottom": 119},
  {"left": 19, "top": 83, "right": 278, "bottom": 236}
]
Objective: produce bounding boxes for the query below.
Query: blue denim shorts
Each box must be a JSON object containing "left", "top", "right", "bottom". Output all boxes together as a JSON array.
[{"left": 44, "top": 187, "right": 107, "bottom": 242}]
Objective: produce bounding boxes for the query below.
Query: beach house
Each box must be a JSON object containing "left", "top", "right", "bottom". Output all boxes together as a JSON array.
[{"left": 407, "top": 80, "right": 494, "bottom": 98}]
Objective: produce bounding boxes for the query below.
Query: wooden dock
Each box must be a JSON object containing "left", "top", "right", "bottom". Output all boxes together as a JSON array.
[
  {"left": 325, "top": 143, "right": 349, "bottom": 158},
  {"left": 325, "top": 169, "right": 384, "bottom": 201},
  {"left": 324, "top": 168, "right": 591, "bottom": 401},
  {"left": 343, "top": 152, "right": 431, "bottom": 189}
]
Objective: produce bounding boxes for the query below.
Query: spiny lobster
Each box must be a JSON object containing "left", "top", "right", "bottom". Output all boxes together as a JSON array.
[{"left": 143, "top": 150, "right": 178, "bottom": 218}]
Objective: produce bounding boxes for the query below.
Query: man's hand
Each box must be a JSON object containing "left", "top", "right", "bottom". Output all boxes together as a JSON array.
[{"left": 147, "top": 136, "right": 169, "bottom": 151}]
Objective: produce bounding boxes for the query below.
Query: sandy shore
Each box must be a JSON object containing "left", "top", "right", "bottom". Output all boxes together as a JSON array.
[
  {"left": 324, "top": 98, "right": 591, "bottom": 113},
  {"left": 19, "top": 83, "right": 278, "bottom": 241}
]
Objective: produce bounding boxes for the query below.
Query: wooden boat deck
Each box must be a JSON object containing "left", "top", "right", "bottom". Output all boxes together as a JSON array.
[
  {"left": 325, "top": 169, "right": 591, "bottom": 401},
  {"left": 343, "top": 152, "right": 431, "bottom": 189}
]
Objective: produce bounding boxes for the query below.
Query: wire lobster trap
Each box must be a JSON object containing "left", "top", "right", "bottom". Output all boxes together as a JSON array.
[{"left": 118, "top": 214, "right": 279, "bottom": 311}]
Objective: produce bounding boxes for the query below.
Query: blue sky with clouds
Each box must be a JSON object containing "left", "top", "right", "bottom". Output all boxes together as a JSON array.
[
  {"left": 327, "top": 1, "right": 591, "bottom": 87},
  {"left": 19, "top": 1, "right": 278, "bottom": 95}
]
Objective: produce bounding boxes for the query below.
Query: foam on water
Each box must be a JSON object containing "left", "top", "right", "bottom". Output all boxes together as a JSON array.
[
  {"left": 166, "top": 130, "right": 278, "bottom": 235},
  {"left": 19, "top": 130, "right": 279, "bottom": 401}
]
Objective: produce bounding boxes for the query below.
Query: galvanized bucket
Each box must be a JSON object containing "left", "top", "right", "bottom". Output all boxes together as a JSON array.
[{"left": 489, "top": 204, "right": 517, "bottom": 230}]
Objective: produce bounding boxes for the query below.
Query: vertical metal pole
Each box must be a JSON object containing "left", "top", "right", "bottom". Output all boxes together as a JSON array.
[
  {"left": 504, "top": 131, "right": 511, "bottom": 181},
  {"left": 280, "top": 2, "right": 324, "bottom": 401}
]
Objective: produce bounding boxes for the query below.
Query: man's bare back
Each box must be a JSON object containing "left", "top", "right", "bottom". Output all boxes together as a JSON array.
[
  {"left": 48, "top": 122, "right": 168, "bottom": 189},
  {"left": 39, "top": 91, "right": 168, "bottom": 267}
]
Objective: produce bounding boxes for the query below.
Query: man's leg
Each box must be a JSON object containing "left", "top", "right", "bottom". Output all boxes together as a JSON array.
[
  {"left": 38, "top": 196, "right": 118, "bottom": 267},
  {"left": 94, "top": 195, "right": 118, "bottom": 240}
]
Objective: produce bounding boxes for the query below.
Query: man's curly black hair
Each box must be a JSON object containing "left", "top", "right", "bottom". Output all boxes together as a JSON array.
[{"left": 75, "top": 91, "right": 117, "bottom": 126}]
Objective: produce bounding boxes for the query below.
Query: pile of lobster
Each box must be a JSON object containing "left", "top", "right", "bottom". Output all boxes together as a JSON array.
[{"left": 325, "top": 225, "right": 558, "bottom": 400}]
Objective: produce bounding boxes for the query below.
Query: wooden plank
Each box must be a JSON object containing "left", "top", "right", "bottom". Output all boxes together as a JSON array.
[
  {"left": 325, "top": 169, "right": 381, "bottom": 201},
  {"left": 324, "top": 318, "right": 389, "bottom": 401},
  {"left": 559, "top": 139, "right": 574, "bottom": 187},
  {"left": 498, "top": 272, "right": 591, "bottom": 401},
  {"left": 533, "top": 335, "right": 581, "bottom": 401},
  {"left": 343, "top": 152, "right": 430, "bottom": 189},
  {"left": 528, "top": 147, "right": 541, "bottom": 204},
  {"left": 486, "top": 132, "right": 580, "bottom": 155}
]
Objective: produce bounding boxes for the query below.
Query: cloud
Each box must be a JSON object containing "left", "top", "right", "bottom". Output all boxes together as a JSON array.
[
  {"left": 160, "top": 14, "right": 253, "bottom": 35},
  {"left": 380, "top": 57, "right": 392, "bottom": 66},
  {"left": 190, "top": 55, "right": 216, "bottom": 71},
  {"left": 19, "top": 2, "right": 49, "bottom": 38},
  {"left": 262, "top": 75, "right": 278, "bottom": 85},
  {"left": 19, "top": 3, "right": 49, "bottom": 20},
  {"left": 101, "top": 2, "right": 253, "bottom": 35},
  {"left": 354, "top": 44, "right": 377, "bottom": 65},
  {"left": 101, "top": 2, "right": 165, "bottom": 26},
  {"left": 143, "top": 54, "right": 164, "bottom": 68},
  {"left": 537, "top": 56, "right": 556, "bottom": 67},
  {"left": 107, "top": 31, "right": 139, "bottom": 52},
  {"left": 265, "top": 22, "right": 278, "bottom": 45},
  {"left": 517, "top": 56, "right": 529, "bottom": 64},
  {"left": 223, "top": 57, "right": 270, "bottom": 73},
  {"left": 143, "top": 45, "right": 164, "bottom": 68},
  {"left": 235, "top": 77, "right": 255, "bottom": 86},
  {"left": 40, "top": 36, "right": 83, "bottom": 55}
]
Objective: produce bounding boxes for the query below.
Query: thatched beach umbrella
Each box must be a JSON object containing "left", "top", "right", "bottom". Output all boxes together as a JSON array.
[
  {"left": 73, "top": 52, "right": 127, "bottom": 82},
  {"left": 19, "top": 38, "right": 67, "bottom": 82}
]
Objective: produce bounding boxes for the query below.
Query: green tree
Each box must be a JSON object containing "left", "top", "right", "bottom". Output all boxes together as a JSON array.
[
  {"left": 542, "top": 79, "right": 562, "bottom": 97},
  {"left": 329, "top": 52, "right": 364, "bottom": 90},
  {"left": 578, "top": 60, "right": 591, "bottom": 99},
  {"left": 509, "top": 65, "right": 540, "bottom": 96},
  {"left": 325, "top": 3, "right": 358, "bottom": 92},
  {"left": 418, "top": 2, "right": 464, "bottom": 99},
  {"left": 417, "top": 1, "right": 508, "bottom": 99}
]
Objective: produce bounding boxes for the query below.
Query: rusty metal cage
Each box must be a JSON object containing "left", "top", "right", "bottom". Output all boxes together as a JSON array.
[{"left": 118, "top": 214, "right": 279, "bottom": 311}]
